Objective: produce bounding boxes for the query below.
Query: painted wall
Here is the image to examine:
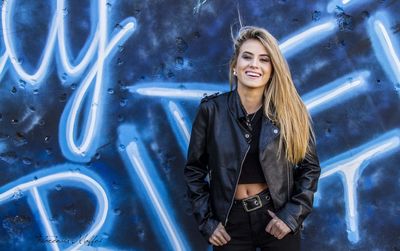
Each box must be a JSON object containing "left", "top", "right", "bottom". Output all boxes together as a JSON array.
[{"left": 0, "top": 0, "right": 399, "bottom": 250}]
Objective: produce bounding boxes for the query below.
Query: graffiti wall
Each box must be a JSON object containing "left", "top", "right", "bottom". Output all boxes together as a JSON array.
[{"left": 0, "top": 0, "right": 399, "bottom": 250}]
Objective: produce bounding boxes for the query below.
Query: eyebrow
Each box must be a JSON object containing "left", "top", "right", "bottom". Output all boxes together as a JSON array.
[{"left": 242, "top": 51, "right": 270, "bottom": 57}]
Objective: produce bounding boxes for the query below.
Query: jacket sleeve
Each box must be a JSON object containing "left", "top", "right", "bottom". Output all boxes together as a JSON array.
[
  {"left": 276, "top": 134, "right": 321, "bottom": 232},
  {"left": 183, "top": 102, "right": 219, "bottom": 240}
]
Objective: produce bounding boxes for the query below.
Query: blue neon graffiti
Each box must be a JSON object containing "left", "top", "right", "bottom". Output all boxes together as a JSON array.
[
  {"left": 0, "top": 0, "right": 398, "bottom": 250},
  {"left": 58, "top": 15, "right": 136, "bottom": 162},
  {"left": 303, "top": 70, "right": 370, "bottom": 114},
  {"left": 367, "top": 11, "right": 400, "bottom": 90},
  {"left": 326, "top": 0, "right": 371, "bottom": 13},
  {"left": 164, "top": 101, "right": 191, "bottom": 153},
  {"left": 316, "top": 129, "right": 400, "bottom": 243},
  {"left": 279, "top": 19, "right": 337, "bottom": 58},
  {"left": 118, "top": 124, "right": 189, "bottom": 251},
  {"left": 127, "top": 12, "right": 400, "bottom": 243},
  {"left": 0, "top": 165, "right": 109, "bottom": 251},
  {"left": 1, "top": 0, "right": 137, "bottom": 162}
]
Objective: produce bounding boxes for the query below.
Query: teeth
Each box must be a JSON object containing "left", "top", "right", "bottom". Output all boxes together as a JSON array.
[{"left": 246, "top": 72, "right": 261, "bottom": 77}]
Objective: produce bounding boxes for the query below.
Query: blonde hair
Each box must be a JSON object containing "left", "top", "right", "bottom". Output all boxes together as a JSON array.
[{"left": 229, "top": 26, "right": 315, "bottom": 164}]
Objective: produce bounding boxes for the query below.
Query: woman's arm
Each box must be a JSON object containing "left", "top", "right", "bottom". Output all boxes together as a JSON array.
[
  {"left": 184, "top": 102, "right": 219, "bottom": 240},
  {"left": 276, "top": 134, "right": 321, "bottom": 233}
]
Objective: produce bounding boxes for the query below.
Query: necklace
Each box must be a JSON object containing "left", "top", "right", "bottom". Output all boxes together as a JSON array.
[
  {"left": 246, "top": 112, "right": 257, "bottom": 123},
  {"left": 245, "top": 108, "right": 260, "bottom": 131},
  {"left": 246, "top": 105, "right": 262, "bottom": 121}
]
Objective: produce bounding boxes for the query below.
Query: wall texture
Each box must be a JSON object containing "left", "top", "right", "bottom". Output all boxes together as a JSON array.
[{"left": 0, "top": 0, "right": 399, "bottom": 250}]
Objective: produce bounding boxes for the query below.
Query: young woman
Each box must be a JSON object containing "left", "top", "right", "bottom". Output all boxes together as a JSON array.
[{"left": 184, "top": 26, "right": 321, "bottom": 250}]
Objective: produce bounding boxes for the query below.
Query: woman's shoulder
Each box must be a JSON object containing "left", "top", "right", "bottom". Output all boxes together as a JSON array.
[
  {"left": 196, "top": 91, "right": 231, "bottom": 120},
  {"left": 200, "top": 91, "right": 231, "bottom": 105}
]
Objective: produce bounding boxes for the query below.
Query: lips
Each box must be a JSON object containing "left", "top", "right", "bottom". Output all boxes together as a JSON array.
[{"left": 245, "top": 71, "right": 262, "bottom": 77}]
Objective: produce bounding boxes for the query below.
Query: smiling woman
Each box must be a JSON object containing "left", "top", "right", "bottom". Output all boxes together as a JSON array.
[
  {"left": 184, "top": 26, "right": 321, "bottom": 251},
  {"left": 234, "top": 39, "right": 273, "bottom": 94}
]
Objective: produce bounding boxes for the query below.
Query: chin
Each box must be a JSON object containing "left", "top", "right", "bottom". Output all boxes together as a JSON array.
[{"left": 243, "top": 82, "right": 267, "bottom": 89}]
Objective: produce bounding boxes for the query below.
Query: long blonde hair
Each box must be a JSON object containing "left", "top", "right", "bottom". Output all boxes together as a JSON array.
[{"left": 229, "top": 26, "right": 315, "bottom": 164}]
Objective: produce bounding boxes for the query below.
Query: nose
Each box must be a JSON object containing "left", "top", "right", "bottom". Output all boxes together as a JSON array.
[{"left": 249, "top": 58, "right": 259, "bottom": 68}]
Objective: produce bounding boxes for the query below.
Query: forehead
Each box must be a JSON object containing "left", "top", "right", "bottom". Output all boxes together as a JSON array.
[{"left": 239, "top": 39, "right": 269, "bottom": 55}]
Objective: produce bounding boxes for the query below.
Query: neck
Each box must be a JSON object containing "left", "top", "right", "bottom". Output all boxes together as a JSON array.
[{"left": 237, "top": 85, "right": 264, "bottom": 114}]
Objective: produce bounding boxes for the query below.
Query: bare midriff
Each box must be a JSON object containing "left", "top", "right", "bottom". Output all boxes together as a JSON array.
[{"left": 235, "top": 183, "right": 268, "bottom": 200}]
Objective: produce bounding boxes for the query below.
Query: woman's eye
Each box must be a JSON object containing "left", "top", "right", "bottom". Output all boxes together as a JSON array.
[
  {"left": 261, "top": 58, "right": 270, "bottom": 62},
  {"left": 242, "top": 55, "right": 251, "bottom": 60}
]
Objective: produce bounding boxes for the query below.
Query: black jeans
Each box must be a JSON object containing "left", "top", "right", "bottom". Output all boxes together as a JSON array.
[{"left": 213, "top": 190, "right": 300, "bottom": 251}]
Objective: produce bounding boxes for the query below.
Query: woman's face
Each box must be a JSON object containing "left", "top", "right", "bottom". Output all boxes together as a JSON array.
[{"left": 234, "top": 39, "right": 272, "bottom": 91}]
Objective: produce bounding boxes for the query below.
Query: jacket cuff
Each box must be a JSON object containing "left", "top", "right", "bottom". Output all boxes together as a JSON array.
[
  {"left": 200, "top": 218, "right": 219, "bottom": 241},
  {"left": 276, "top": 206, "right": 300, "bottom": 233}
]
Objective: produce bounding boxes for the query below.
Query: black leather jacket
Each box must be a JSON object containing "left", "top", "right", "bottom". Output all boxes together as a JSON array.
[{"left": 184, "top": 90, "right": 321, "bottom": 240}]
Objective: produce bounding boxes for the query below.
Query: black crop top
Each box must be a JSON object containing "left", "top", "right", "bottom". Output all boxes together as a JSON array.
[{"left": 238, "top": 108, "right": 266, "bottom": 184}]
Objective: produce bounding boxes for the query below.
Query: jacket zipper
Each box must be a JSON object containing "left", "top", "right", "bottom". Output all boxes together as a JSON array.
[{"left": 224, "top": 145, "right": 250, "bottom": 226}]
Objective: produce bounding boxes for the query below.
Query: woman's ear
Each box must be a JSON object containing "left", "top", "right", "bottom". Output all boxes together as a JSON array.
[{"left": 232, "top": 64, "right": 238, "bottom": 76}]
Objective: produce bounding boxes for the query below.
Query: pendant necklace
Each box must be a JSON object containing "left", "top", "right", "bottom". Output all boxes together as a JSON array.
[{"left": 245, "top": 106, "right": 261, "bottom": 131}]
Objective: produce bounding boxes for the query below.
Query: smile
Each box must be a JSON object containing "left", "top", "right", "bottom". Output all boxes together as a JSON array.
[{"left": 245, "top": 71, "right": 262, "bottom": 78}]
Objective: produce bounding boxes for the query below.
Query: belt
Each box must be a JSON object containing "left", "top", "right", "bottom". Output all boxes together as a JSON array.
[{"left": 234, "top": 189, "right": 272, "bottom": 212}]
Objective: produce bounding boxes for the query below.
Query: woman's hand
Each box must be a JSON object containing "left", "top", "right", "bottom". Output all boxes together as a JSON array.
[
  {"left": 209, "top": 222, "right": 231, "bottom": 246},
  {"left": 265, "top": 210, "right": 291, "bottom": 239}
]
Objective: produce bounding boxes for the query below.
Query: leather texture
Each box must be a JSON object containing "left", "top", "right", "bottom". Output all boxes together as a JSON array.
[{"left": 184, "top": 90, "right": 321, "bottom": 240}]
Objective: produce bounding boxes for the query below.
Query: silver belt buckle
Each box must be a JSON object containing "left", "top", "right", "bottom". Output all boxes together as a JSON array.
[{"left": 242, "top": 195, "right": 262, "bottom": 212}]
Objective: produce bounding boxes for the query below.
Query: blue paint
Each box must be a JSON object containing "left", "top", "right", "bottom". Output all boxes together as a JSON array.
[{"left": 0, "top": 0, "right": 399, "bottom": 250}]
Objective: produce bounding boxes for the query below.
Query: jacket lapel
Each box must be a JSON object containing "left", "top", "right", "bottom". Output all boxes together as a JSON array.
[{"left": 259, "top": 115, "right": 280, "bottom": 154}]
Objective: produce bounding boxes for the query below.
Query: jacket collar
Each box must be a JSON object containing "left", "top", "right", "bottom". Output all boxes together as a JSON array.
[
  {"left": 228, "top": 89, "right": 280, "bottom": 151},
  {"left": 228, "top": 89, "right": 266, "bottom": 121},
  {"left": 228, "top": 89, "right": 247, "bottom": 121}
]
